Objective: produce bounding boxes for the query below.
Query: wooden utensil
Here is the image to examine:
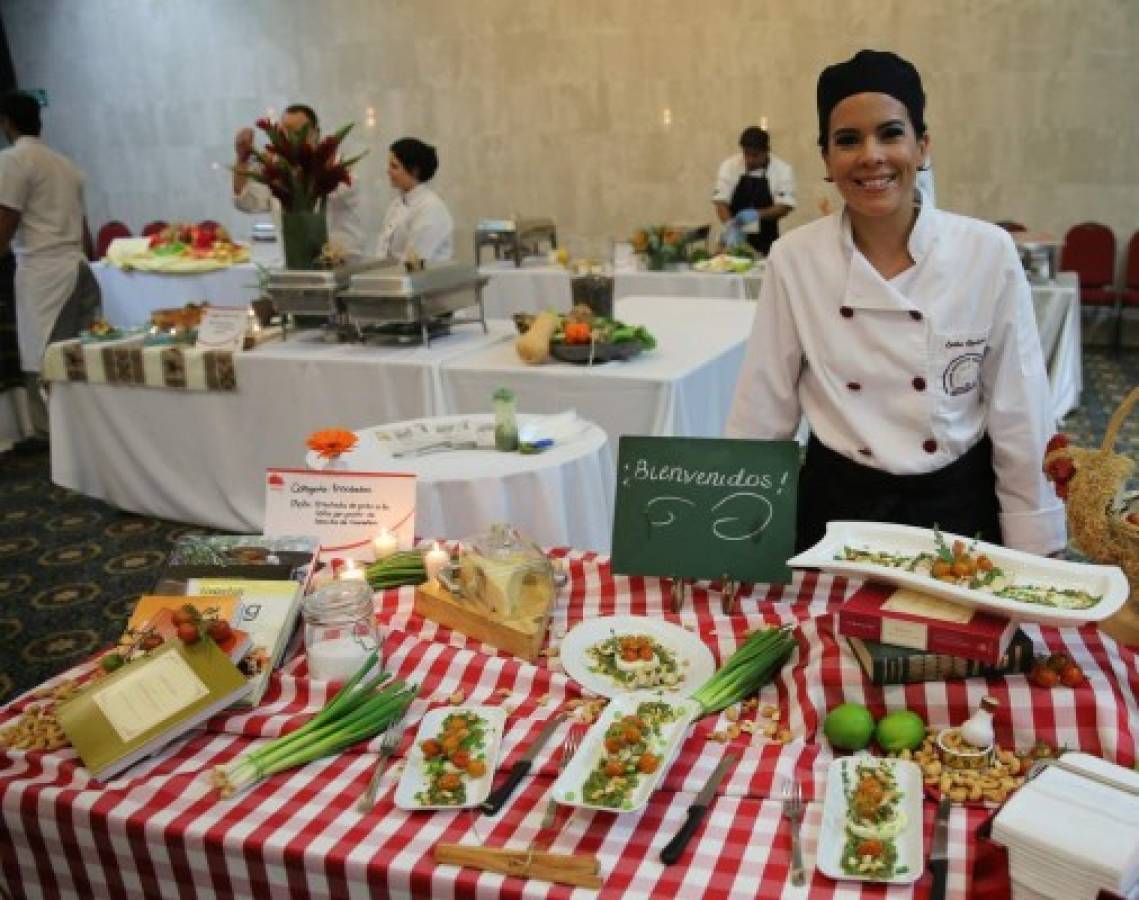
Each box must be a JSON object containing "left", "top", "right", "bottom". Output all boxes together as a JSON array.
[{"left": 434, "top": 843, "right": 603, "bottom": 889}]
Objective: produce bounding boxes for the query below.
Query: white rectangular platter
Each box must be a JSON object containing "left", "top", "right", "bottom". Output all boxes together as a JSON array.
[
  {"left": 817, "top": 756, "right": 924, "bottom": 885},
  {"left": 552, "top": 691, "right": 700, "bottom": 814},
  {"left": 394, "top": 704, "right": 506, "bottom": 811},
  {"left": 787, "top": 521, "right": 1129, "bottom": 627}
]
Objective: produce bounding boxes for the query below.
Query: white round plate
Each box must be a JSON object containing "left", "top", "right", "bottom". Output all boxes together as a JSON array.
[{"left": 559, "top": 615, "right": 716, "bottom": 699}]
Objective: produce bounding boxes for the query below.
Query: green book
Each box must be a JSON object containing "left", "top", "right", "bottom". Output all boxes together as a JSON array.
[
  {"left": 57, "top": 639, "right": 251, "bottom": 780},
  {"left": 847, "top": 629, "right": 1036, "bottom": 685}
]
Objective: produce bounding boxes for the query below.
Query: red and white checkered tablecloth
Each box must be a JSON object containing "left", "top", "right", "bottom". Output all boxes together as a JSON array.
[{"left": 2, "top": 551, "right": 1137, "bottom": 898}]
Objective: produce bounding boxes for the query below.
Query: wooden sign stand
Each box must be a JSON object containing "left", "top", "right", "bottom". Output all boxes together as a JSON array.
[
  {"left": 721, "top": 578, "right": 741, "bottom": 615},
  {"left": 414, "top": 578, "right": 555, "bottom": 662}
]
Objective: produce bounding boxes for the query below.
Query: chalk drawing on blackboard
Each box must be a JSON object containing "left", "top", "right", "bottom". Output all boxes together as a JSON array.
[
  {"left": 643, "top": 496, "right": 696, "bottom": 534},
  {"left": 710, "top": 492, "right": 772, "bottom": 542}
]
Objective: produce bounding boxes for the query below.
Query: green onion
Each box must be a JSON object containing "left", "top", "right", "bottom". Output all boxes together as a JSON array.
[
  {"left": 212, "top": 651, "right": 417, "bottom": 797},
  {"left": 366, "top": 550, "right": 429, "bottom": 589},
  {"left": 690, "top": 626, "right": 796, "bottom": 715}
]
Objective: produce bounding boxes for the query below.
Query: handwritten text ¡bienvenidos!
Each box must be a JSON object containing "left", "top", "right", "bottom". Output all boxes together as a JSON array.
[{"left": 629, "top": 459, "right": 789, "bottom": 492}]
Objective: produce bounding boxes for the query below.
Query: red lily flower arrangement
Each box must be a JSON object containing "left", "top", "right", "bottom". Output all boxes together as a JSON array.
[{"left": 244, "top": 119, "right": 366, "bottom": 213}]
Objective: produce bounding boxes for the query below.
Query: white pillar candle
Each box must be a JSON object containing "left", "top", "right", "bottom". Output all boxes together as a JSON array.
[
  {"left": 424, "top": 541, "right": 450, "bottom": 583},
  {"left": 372, "top": 528, "right": 398, "bottom": 561}
]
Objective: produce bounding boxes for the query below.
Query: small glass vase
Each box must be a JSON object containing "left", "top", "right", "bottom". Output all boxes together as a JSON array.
[{"left": 281, "top": 210, "right": 329, "bottom": 270}]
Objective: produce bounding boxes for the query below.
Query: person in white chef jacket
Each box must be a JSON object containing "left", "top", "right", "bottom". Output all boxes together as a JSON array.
[
  {"left": 375, "top": 137, "right": 453, "bottom": 264},
  {"left": 232, "top": 104, "right": 366, "bottom": 260},
  {"left": 0, "top": 91, "right": 100, "bottom": 448},
  {"left": 725, "top": 50, "right": 1065, "bottom": 557},
  {"left": 713, "top": 126, "right": 796, "bottom": 256}
]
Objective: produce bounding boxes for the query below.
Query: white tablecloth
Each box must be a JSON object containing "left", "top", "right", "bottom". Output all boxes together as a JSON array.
[
  {"left": 93, "top": 261, "right": 263, "bottom": 328},
  {"left": 1031, "top": 272, "right": 1081, "bottom": 423},
  {"left": 478, "top": 264, "right": 764, "bottom": 318},
  {"left": 439, "top": 297, "right": 753, "bottom": 458},
  {"left": 305, "top": 414, "right": 615, "bottom": 551},
  {"left": 50, "top": 323, "right": 514, "bottom": 532}
]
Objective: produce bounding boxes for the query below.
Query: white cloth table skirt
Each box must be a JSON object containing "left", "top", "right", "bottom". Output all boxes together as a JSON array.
[
  {"left": 439, "top": 297, "right": 753, "bottom": 458},
  {"left": 478, "top": 264, "right": 764, "bottom": 318},
  {"left": 49, "top": 323, "right": 514, "bottom": 532},
  {"left": 93, "top": 261, "right": 263, "bottom": 328},
  {"left": 1030, "top": 272, "right": 1081, "bottom": 423},
  {"left": 305, "top": 414, "right": 615, "bottom": 551}
]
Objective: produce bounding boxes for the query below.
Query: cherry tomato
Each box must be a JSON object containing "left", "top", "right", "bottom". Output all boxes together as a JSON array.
[
  {"left": 177, "top": 622, "right": 200, "bottom": 644},
  {"left": 639, "top": 645, "right": 654, "bottom": 661},
  {"left": 1029, "top": 663, "right": 1060, "bottom": 689},
  {"left": 1059, "top": 663, "right": 1087, "bottom": 688},
  {"left": 206, "top": 620, "right": 232, "bottom": 643},
  {"left": 856, "top": 839, "right": 884, "bottom": 859},
  {"left": 171, "top": 608, "right": 196, "bottom": 627},
  {"left": 466, "top": 758, "right": 487, "bottom": 777},
  {"left": 421, "top": 739, "right": 442, "bottom": 758},
  {"left": 437, "top": 773, "right": 462, "bottom": 792},
  {"left": 604, "top": 737, "right": 622, "bottom": 753},
  {"left": 622, "top": 725, "right": 642, "bottom": 744},
  {"left": 638, "top": 753, "right": 660, "bottom": 774},
  {"left": 604, "top": 759, "right": 624, "bottom": 777},
  {"left": 450, "top": 749, "right": 471, "bottom": 769}
]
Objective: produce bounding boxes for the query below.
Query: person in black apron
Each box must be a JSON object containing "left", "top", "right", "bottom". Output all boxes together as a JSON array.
[
  {"left": 714, "top": 126, "right": 793, "bottom": 257},
  {"left": 729, "top": 167, "right": 778, "bottom": 256}
]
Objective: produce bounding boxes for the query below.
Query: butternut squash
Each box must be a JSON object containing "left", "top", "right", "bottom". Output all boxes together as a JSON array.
[{"left": 515, "top": 310, "right": 558, "bottom": 364}]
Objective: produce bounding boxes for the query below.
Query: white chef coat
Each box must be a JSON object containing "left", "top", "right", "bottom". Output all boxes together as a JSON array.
[
  {"left": 724, "top": 197, "right": 1066, "bottom": 555},
  {"left": 374, "top": 183, "right": 454, "bottom": 263},
  {"left": 0, "top": 136, "right": 88, "bottom": 372},
  {"left": 712, "top": 153, "right": 797, "bottom": 210},
  {"left": 233, "top": 178, "right": 366, "bottom": 260}
]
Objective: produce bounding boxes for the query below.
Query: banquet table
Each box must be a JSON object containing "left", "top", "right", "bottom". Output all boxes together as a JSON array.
[
  {"left": 1031, "top": 272, "right": 1081, "bottom": 423},
  {"left": 49, "top": 323, "right": 515, "bottom": 533},
  {"left": 304, "top": 414, "right": 616, "bottom": 551},
  {"left": 440, "top": 297, "right": 752, "bottom": 459},
  {"left": 478, "top": 265, "right": 764, "bottom": 319},
  {"left": 2, "top": 555, "right": 1136, "bottom": 898},
  {"left": 93, "top": 261, "right": 264, "bottom": 329}
]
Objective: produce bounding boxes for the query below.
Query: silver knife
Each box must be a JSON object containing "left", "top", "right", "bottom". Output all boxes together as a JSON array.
[
  {"left": 929, "top": 797, "right": 951, "bottom": 900},
  {"left": 480, "top": 713, "right": 565, "bottom": 815},
  {"left": 660, "top": 753, "right": 739, "bottom": 864}
]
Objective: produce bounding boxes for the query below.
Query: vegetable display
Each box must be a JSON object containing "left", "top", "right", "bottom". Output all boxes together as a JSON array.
[
  {"left": 690, "top": 626, "right": 796, "bottom": 715},
  {"left": 515, "top": 311, "right": 559, "bottom": 364},
  {"left": 513, "top": 305, "right": 656, "bottom": 364},
  {"left": 840, "top": 760, "right": 906, "bottom": 879},
  {"left": 212, "top": 651, "right": 415, "bottom": 797}
]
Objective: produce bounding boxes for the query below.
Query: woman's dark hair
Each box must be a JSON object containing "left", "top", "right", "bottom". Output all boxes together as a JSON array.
[
  {"left": 390, "top": 137, "right": 438, "bottom": 182},
  {"left": 0, "top": 91, "right": 42, "bottom": 137},
  {"left": 284, "top": 103, "right": 318, "bottom": 130},
  {"left": 816, "top": 49, "right": 926, "bottom": 149}
]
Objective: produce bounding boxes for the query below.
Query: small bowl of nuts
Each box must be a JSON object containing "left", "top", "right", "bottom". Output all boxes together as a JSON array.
[{"left": 937, "top": 727, "right": 993, "bottom": 770}]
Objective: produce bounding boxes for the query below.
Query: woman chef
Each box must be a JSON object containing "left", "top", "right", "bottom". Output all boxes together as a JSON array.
[
  {"left": 724, "top": 50, "right": 1065, "bottom": 557},
  {"left": 375, "top": 137, "right": 454, "bottom": 263}
]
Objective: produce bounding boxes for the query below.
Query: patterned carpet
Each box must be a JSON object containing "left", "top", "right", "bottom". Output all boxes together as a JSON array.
[{"left": 0, "top": 347, "right": 1136, "bottom": 704}]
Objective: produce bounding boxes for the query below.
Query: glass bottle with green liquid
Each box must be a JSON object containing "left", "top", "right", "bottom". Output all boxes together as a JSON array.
[{"left": 493, "top": 387, "right": 519, "bottom": 452}]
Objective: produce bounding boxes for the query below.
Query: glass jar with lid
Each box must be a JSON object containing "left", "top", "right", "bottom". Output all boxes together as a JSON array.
[{"left": 301, "top": 578, "right": 380, "bottom": 682}]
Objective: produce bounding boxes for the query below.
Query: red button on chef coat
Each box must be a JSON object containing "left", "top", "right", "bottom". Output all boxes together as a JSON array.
[{"left": 923, "top": 439, "right": 938, "bottom": 453}]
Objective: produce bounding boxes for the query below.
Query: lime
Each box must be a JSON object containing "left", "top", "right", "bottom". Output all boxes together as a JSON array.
[
  {"left": 875, "top": 710, "right": 926, "bottom": 752},
  {"left": 823, "top": 703, "right": 875, "bottom": 750}
]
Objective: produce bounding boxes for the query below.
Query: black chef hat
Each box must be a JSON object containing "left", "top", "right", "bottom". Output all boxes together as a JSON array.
[{"left": 816, "top": 50, "right": 926, "bottom": 148}]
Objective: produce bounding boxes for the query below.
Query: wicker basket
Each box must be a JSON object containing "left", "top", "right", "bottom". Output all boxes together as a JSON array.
[{"left": 1045, "top": 386, "right": 1139, "bottom": 583}]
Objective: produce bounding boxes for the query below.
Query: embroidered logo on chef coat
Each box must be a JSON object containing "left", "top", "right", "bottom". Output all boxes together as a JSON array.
[{"left": 941, "top": 337, "right": 985, "bottom": 396}]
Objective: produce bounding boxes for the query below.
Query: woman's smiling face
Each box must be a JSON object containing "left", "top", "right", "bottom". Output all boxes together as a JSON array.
[{"left": 822, "top": 92, "right": 929, "bottom": 225}]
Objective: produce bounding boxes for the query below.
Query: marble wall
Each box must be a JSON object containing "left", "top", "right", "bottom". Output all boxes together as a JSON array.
[{"left": 5, "top": 0, "right": 1138, "bottom": 267}]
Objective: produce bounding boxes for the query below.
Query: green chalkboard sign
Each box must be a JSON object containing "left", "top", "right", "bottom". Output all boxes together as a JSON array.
[{"left": 611, "top": 436, "right": 799, "bottom": 584}]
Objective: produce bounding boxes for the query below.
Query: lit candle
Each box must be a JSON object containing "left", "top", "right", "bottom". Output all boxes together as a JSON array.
[
  {"left": 424, "top": 541, "right": 450, "bottom": 583},
  {"left": 372, "top": 528, "right": 398, "bottom": 561},
  {"left": 339, "top": 561, "right": 366, "bottom": 582}
]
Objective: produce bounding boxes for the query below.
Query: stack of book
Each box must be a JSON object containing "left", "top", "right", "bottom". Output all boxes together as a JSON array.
[{"left": 838, "top": 583, "right": 1034, "bottom": 685}]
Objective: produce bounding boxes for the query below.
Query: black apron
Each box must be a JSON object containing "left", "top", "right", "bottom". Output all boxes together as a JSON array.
[
  {"left": 729, "top": 171, "right": 778, "bottom": 256},
  {"left": 795, "top": 435, "right": 1003, "bottom": 553}
]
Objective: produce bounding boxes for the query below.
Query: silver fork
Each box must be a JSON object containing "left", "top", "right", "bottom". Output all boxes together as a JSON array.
[
  {"left": 357, "top": 723, "right": 403, "bottom": 812},
  {"left": 781, "top": 778, "right": 805, "bottom": 886},
  {"left": 541, "top": 726, "right": 580, "bottom": 830}
]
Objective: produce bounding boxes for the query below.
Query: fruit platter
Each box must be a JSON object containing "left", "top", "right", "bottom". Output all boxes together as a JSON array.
[
  {"left": 78, "top": 318, "right": 125, "bottom": 342},
  {"left": 691, "top": 252, "right": 758, "bottom": 274},
  {"left": 105, "top": 223, "right": 250, "bottom": 273},
  {"left": 514, "top": 304, "right": 656, "bottom": 366}
]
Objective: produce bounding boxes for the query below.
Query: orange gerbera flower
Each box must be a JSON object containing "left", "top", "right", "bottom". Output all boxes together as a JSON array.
[{"left": 306, "top": 428, "right": 358, "bottom": 459}]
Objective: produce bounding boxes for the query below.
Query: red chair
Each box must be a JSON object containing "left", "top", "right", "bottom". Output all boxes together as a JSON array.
[
  {"left": 141, "top": 220, "right": 167, "bottom": 237},
  {"left": 1122, "top": 231, "right": 1139, "bottom": 307},
  {"left": 94, "top": 220, "right": 131, "bottom": 259},
  {"left": 1060, "top": 222, "right": 1117, "bottom": 306},
  {"left": 996, "top": 220, "right": 1027, "bottom": 233}
]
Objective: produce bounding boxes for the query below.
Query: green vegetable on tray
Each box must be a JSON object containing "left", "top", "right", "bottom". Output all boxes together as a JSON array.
[
  {"left": 366, "top": 550, "right": 430, "bottom": 589},
  {"left": 690, "top": 625, "right": 796, "bottom": 715},
  {"left": 212, "top": 650, "right": 416, "bottom": 797}
]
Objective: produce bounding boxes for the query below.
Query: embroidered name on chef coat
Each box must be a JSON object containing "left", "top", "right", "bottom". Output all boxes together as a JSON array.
[{"left": 941, "top": 337, "right": 986, "bottom": 396}]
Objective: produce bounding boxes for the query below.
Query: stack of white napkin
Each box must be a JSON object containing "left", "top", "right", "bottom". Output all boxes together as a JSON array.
[{"left": 992, "top": 752, "right": 1139, "bottom": 899}]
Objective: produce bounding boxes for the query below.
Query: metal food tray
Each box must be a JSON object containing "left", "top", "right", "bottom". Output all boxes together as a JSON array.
[
  {"left": 267, "top": 259, "right": 396, "bottom": 316},
  {"left": 474, "top": 217, "right": 557, "bottom": 266}
]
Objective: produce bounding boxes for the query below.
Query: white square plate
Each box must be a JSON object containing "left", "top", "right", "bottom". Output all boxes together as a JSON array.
[
  {"left": 394, "top": 705, "right": 507, "bottom": 811},
  {"left": 788, "top": 521, "right": 1129, "bottom": 627},
  {"left": 552, "top": 691, "right": 700, "bottom": 813},
  {"left": 817, "top": 756, "right": 924, "bottom": 885}
]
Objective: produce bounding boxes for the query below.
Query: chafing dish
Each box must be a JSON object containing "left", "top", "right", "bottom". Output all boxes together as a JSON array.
[
  {"left": 1012, "top": 232, "right": 1062, "bottom": 284},
  {"left": 340, "top": 262, "right": 488, "bottom": 347},
  {"left": 266, "top": 259, "right": 394, "bottom": 339},
  {"left": 475, "top": 217, "right": 558, "bottom": 267}
]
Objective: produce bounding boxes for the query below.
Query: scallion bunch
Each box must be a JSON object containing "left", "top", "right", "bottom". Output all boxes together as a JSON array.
[
  {"left": 366, "top": 550, "right": 428, "bottom": 590},
  {"left": 691, "top": 625, "right": 796, "bottom": 715},
  {"left": 212, "top": 651, "right": 416, "bottom": 797}
]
